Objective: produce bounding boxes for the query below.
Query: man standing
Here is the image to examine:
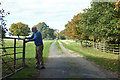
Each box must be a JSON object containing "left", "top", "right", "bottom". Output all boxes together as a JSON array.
[{"left": 25, "top": 26, "right": 45, "bottom": 69}]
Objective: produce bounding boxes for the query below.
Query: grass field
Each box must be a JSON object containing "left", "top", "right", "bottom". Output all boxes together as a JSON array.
[
  {"left": 2, "top": 39, "right": 54, "bottom": 78},
  {"left": 60, "top": 40, "right": 119, "bottom": 73}
]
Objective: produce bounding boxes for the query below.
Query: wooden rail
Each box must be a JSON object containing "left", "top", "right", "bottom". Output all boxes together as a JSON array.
[
  {"left": 1, "top": 37, "right": 26, "bottom": 79},
  {"left": 80, "top": 40, "right": 120, "bottom": 54}
]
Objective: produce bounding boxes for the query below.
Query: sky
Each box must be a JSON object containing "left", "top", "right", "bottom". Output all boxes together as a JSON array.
[{"left": 1, "top": 0, "right": 92, "bottom": 33}]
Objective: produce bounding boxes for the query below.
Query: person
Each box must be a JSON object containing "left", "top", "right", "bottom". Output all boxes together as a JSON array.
[{"left": 25, "top": 26, "right": 45, "bottom": 69}]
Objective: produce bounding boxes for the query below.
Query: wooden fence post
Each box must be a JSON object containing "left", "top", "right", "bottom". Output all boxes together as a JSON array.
[
  {"left": 118, "top": 40, "right": 119, "bottom": 54},
  {"left": 14, "top": 39, "right": 16, "bottom": 71},
  {"left": 23, "top": 39, "right": 25, "bottom": 67}
]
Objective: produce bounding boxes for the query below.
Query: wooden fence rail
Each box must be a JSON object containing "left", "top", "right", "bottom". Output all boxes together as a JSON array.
[
  {"left": 81, "top": 41, "right": 120, "bottom": 54},
  {"left": 0, "top": 37, "right": 26, "bottom": 78}
]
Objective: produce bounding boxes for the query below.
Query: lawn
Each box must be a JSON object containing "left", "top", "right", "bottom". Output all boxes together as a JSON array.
[
  {"left": 2, "top": 39, "right": 54, "bottom": 78},
  {"left": 60, "top": 40, "right": 119, "bottom": 73}
]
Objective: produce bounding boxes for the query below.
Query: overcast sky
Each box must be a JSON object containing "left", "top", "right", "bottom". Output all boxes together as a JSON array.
[{"left": 1, "top": 0, "right": 92, "bottom": 33}]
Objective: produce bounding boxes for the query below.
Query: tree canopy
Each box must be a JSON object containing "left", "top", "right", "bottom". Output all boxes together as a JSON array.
[
  {"left": 63, "top": 1, "right": 120, "bottom": 43},
  {"left": 58, "top": 30, "right": 66, "bottom": 40},
  {"left": 35, "top": 22, "right": 56, "bottom": 40},
  {"left": 9, "top": 22, "right": 30, "bottom": 38}
]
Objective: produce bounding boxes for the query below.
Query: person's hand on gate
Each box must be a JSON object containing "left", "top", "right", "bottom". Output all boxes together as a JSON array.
[
  {"left": 25, "top": 40, "right": 29, "bottom": 43},
  {"left": 22, "top": 38, "right": 26, "bottom": 40}
]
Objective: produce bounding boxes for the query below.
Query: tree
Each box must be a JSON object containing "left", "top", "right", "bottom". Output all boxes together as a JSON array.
[
  {"left": 9, "top": 22, "right": 30, "bottom": 38},
  {"left": 0, "top": 3, "right": 10, "bottom": 38},
  {"left": 46, "top": 28, "right": 56, "bottom": 40},
  {"left": 64, "top": 12, "right": 89, "bottom": 40},
  {"left": 59, "top": 30, "right": 66, "bottom": 40},
  {"left": 65, "top": 21, "right": 73, "bottom": 39},
  {"left": 54, "top": 29, "right": 59, "bottom": 39},
  {"left": 85, "top": 2, "right": 120, "bottom": 42},
  {"left": 0, "top": 2, "right": 10, "bottom": 52},
  {"left": 35, "top": 22, "right": 56, "bottom": 40},
  {"left": 65, "top": 1, "right": 119, "bottom": 42},
  {"left": 35, "top": 22, "right": 49, "bottom": 39}
]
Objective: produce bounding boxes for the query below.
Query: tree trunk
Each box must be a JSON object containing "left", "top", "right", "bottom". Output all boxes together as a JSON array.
[
  {"left": 80, "top": 40, "right": 82, "bottom": 46},
  {"left": 93, "top": 38, "right": 94, "bottom": 48}
]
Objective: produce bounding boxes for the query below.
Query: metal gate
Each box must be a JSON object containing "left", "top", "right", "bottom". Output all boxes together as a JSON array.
[{"left": 0, "top": 37, "right": 26, "bottom": 78}]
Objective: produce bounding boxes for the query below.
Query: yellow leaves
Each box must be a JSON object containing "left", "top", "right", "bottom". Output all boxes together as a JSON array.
[
  {"left": 118, "top": 20, "right": 120, "bottom": 23},
  {"left": 118, "top": 31, "right": 120, "bottom": 34},
  {"left": 115, "top": 2, "right": 119, "bottom": 5},
  {"left": 83, "top": 8, "right": 87, "bottom": 12},
  {"left": 9, "top": 28, "right": 11, "bottom": 32},
  {"left": 114, "top": 0, "right": 120, "bottom": 10},
  {"left": 9, "top": 22, "right": 30, "bottom": 36},
  {"left": 115, "top": 0, "right": 120, "bottom": 5}
]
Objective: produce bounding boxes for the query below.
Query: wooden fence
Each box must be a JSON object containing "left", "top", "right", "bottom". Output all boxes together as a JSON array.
[
  {"left": 0, "top": 37, "right": 26, "bottom": 78},
  {"left": 94, "top": 42, "right": 119, "bottom": 54},
  {"left": 80, "top": 40, "right": 120, "bottom": 54}
]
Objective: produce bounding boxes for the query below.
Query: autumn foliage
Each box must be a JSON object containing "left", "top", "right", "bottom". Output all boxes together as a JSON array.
[
  {"left": 9, "top": 22, "right": 30, "bottom": 38},
  {"left": 63, "top": 1, "right": 120, "bottom": 43}
]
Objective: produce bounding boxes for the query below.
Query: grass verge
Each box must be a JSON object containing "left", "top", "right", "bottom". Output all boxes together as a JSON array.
[
  {"left": 56, "top": 40, "right": 64, "bottom": 54},
  {"left": 3, "top": 40, "right": 54, "bottom": 78},
  {"left": 60, "top": 40, "right": 119, "bottom": 73},
  {"left": 56, "top": 40, "right": 61, "bottom": 50}
]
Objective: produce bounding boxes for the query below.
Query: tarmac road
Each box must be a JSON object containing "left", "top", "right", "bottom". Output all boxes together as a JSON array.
[{"left": 37, "top": 41, "right": 118, "bottom": 79}]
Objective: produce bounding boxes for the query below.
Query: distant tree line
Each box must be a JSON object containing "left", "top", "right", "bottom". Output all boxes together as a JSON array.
[
  {"left": 0, "top": 3, "right": 57, "bottom": 40},
  {"left": 9, "top": 22, "right": 57, "bottom": 40}
]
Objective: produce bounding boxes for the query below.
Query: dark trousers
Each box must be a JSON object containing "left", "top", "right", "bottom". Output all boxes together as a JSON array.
[{"left": 35, "top": 45, "right": 44, "bottom": 67}]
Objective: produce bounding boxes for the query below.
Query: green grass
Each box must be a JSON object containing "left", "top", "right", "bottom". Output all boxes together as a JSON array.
[
  {"left": 56, "top": 40, "right": 64, "bottom": 54},
  {"left": 60, "top": 40, "right": 119, "bottom": 73},
  {"left": 56, "top": 40, "right": 61, "bottom": 50},
  {"left": 2, "top": 39, "right": 54, "bottom": 78}
]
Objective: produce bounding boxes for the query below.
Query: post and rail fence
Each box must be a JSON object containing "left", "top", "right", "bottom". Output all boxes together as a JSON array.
[
  {"left": 79, "top": 40, "right": 120, "bottom": 55},
  {"left": 0, "top": 37, "right": 26, "bottom": 78}
]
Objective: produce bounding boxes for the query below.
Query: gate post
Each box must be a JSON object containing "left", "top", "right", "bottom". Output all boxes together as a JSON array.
[
  {"left": 23, "top": 39, "right": 25, "bottom": 67},
  {"left": 14, "top": 39, "right": 16, "bottom": 71}
]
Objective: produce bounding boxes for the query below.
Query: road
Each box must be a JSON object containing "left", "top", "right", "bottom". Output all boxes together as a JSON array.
[{"left": 37, "top": 41, "right": 118, "bottom": 79}]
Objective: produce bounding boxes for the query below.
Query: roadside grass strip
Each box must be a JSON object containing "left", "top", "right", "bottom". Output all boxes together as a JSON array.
[
  {"left": 56, "top": 40, "right": 62, "bottom": 50},
  {"left": 60, "top": 40, "right": 119, "bottom": 73},
  {"left": 56, "top": 40, "right": 65, "bottom": 54}
]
